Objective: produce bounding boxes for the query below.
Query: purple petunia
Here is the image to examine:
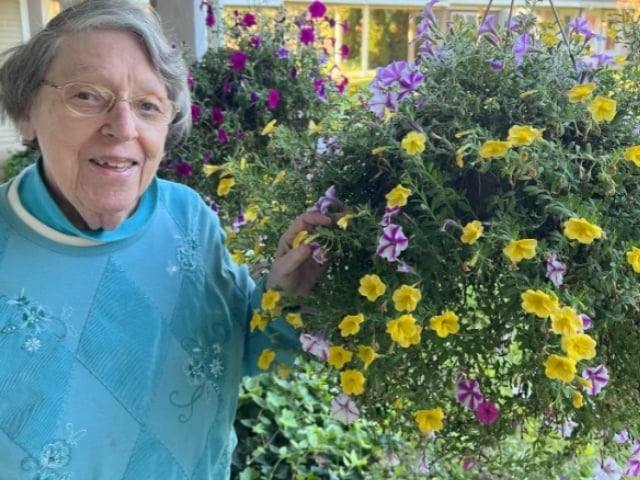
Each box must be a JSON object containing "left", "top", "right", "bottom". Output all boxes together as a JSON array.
[
  {"left": 230, "top": 52, "right": 248, "bottom": 71},
  {"left": 267, "top": 89, "right": 281, "bottom": 110},
  {"left": 475, "top": 401, "right": 500, "bottom": 425},
  {"left": 299, "top": 27, "right": 315, "bottom": 46},
  {"left": 308, "top": 0, "right": 327, "bottom": 19}
]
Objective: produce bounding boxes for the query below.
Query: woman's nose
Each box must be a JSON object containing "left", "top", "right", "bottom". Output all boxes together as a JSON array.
[{"left": 101, "top": 99, "right": 139, "bottom": 141}]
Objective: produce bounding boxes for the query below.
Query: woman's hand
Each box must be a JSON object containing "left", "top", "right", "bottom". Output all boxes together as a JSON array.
[{"left": 266, "top": 211, "right": 332, "bottom": 296}]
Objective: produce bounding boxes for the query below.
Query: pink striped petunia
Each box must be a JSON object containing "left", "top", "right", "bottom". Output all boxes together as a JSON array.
[
  {"left": 582, "top": 364, "right": 609, "bottom": 395},
  {"left": 376, "top": 224, "right": 409, "bottom": 262},
  {"left": 455, "top": 378, "right": 484, "bottom": 411}
]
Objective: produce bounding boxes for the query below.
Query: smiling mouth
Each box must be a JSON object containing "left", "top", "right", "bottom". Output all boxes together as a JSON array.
[{"left": 90, "top": 159, "right": 137, "bottom": 171}]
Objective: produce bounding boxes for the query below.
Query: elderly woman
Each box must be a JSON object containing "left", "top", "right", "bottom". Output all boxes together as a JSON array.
[{"left": 0, "top": 1, "right": 329, "bottom": 478}]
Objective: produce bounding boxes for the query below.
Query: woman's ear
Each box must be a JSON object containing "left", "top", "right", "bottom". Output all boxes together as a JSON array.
[{"left": 17, "top": 119, "right": 35, "bottom": 143}]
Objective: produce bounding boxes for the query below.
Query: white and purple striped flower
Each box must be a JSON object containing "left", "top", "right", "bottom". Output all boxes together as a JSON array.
[{"left": 376, "top": 224, "right": 409, "bottom": 262}]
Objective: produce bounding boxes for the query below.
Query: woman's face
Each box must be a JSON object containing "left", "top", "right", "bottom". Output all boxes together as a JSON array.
[{"left": 21, "top": 29, "right": 170, "bottom": 231}]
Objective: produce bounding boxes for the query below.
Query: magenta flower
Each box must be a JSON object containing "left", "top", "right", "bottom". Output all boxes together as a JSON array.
[
  {"left": 299, "top": 27, "right": 315, "bottom": 45},
  {"left": 267, "top": 89, "right": 281, "bottom": 110},
  {"left": 191, "top": 103, "right": 202, "bottom": 122},
  {"left": 462, "top": 458, "right": 477, "bottom": 471},
  {"left": 242, "top": 12, "right": 256, "bottom": 27},
  {"left": 230, "top": 52, "right": 248, "bottom": 71},
  {"left": 582, "top": 364, "right": 609, "bottom": 395},
  {"left": 218, "top": 129, "right": 229, "bottom": 143},
  {"left": 475, "top": 401, "right": 500, "bottom": 425},
  {"left": 340, "top": 44, "right": 350, "bottom": 59},
  {"left": 331, "top": 394, "right": 360, "bottom": 425},
  {"left": 308, "top": 1, "right": 327, "bottom": 19},
  {"left": 205, "top": 5, "right": 215, "bottom": 27},
  {"left": 175, "top": 160, "right": 193, "bottom": 177},
  {"left": 211, "top": 107, "right": 224, "bottom": 124},
  {"left": 187, "top": 72, "right": 196, "bottom": 88},
  {"left": 545, "top": 252, "right": 566, "bottom": 288},
  {"left": 300, "top": 333, "right": 329, "bottom": 360},
  {"left": 251, "top": 35, "right": 261, "bottom": 48},
  {"left": 456, "top": 379, "right": 484, "bottom": 411},
  {"left": 377, "top": 224, "right": 409, "bottom": 262}
]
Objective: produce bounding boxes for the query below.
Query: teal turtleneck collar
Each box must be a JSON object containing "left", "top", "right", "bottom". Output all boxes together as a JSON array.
[{"left": 17, "top": 161, "right": 158, "bottom": 243}]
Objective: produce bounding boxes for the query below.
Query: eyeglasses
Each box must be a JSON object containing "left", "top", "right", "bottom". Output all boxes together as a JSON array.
[{"left": 42, "top": 80, "right": 177, "bottom": 126}]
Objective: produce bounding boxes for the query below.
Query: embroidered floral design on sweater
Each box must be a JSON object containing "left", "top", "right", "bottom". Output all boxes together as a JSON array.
[
  {"left": 169, "top": 338, "right": 225, "bottom": 423},
  {"left": 1, "top": 290, "right": 67, "bottom": 353},
  {"left": 20, "top": 423, "right": 86, "bottom": 480}
]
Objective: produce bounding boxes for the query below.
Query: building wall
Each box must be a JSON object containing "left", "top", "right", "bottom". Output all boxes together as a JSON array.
[{"left": 0, "top": 0, "right": 25, "bottom": 166}]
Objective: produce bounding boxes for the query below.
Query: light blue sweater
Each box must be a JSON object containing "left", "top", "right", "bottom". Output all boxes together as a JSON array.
[{"left": 0, "top": 164, "right": 298, "bottom": 479}]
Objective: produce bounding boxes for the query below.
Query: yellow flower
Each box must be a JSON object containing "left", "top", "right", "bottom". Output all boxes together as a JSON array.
[
  {"left": 615, "top": 55, "right": 626, "bottom": 65},
  {"left": 566, "top": 83, "right": 596, "bottom": 103},
  {"left": 572, "top": 391, "right": 584, "bottom": 408},
  {"left": 577, "top": 377, "right": 592, "bottom": 389},
  {"left": 563, "top": 218, "right": 603, "bottom": 244},
  {"left": 401, "top": 131, "right": 427, "bottom": 155},
  {"left": 277, "top": 364, "right": 292, "bottom": 379},
  {"left": 250, "top": 310, "right": 268, "bottom": 332},
  {"left": 261, "top": 119, "right": 277, "bottom": 135},
  {"left": 292, "top": 230, "right": 309, "bottom": 248},
  {"left": 217, "top": 177, "right": 235, "bottom": 197},
  {"left": 328, "top": 346, "right": 353, "bottom": 369},
  {"left": 478, "top": 140, "right": 511, "bottom": 159},
  {"left": 623, "top": 145, "right": 640, "bottom": 168},
  {"left": 521, "top": 289, "right": 559, "bottom": 318},
  {"left": 285, "top": 312, "right": 304, "bottom": 328},
  {"left": 337, "top": 213, "right": 355, "bottom": 230},
  {"left": 230, "top": 249, "right": 245, "bottom": 265},
  {"left": 392, "top": 284, "right": 422, "bottom": 312},
  {"left": 272, "top": 170, "right": 286, "bottom": 186},
  {"left": 387, "top": 314, "right": 422, "bottom": 347},
  {"left": 339, "top": 313, "right": 365, "bottom": 337},
  {"left": 385, "top": 184, "right": 412, "bottom": 208},
  {"left": 543, "top": 354, "right": 577, "bottom": 382},
  {"left": 503, "top": 238, "right": 537, "bottom": 263},
  {"left": 562, "top": 333, "right": 597, "bottom": 361},
  {"left": 540, "top": 31, "right": 558, "bottom": 46},
  {"left": 507, "top": 125, "right": 543, "bottom": 146},
  {"left": 371, "top": 146, "right": 387, "bottom": 155},
  {"left": 587, "top": 95, "right": 617, "bottom": 123},
  {"left": 261, "top": 289, "right": 281, "bottom": 313},
  {"left": 340, "top": 369, "right": 366, "bottom": 395},
  {"left": 308, "top": 119, "right": 322, "bottom": 135},
  {"left": 257, "top": 349, "right": 276, "bottom": 370},
  {"left": 203, "top": 164, "right": 223, "bottom": 177},
  {"left": 550, "top": 306, "right": 583, "bottom": 336},
  {"left": 627, "top": 246, "right": 640, "bottom": 273},
  {"left": 244, "top": 205, "right": 259, "bottom": 222},
  {"left": 415, "top": 408, "right": 444, "bottom": 434},
  {"left": 460, "top": 220, "right": 484, "bottom": 245},
  {"left": 358, "top": 274, "right": 387, "bottom": 302},
  {"left": 429, "top": 311, "right": 460, "bottom": 338},
  {"left": 357, "top": 345, "right": 379, "bottom": 369}
]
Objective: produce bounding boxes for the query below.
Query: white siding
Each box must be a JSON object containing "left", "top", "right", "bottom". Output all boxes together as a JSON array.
[{"left": 0, "top": 0, "right": 24, "bottom": 167}]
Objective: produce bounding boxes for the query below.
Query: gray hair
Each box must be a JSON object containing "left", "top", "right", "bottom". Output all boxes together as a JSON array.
[{"left": 0, "top": 0, "right": 191, "bottom": 148}]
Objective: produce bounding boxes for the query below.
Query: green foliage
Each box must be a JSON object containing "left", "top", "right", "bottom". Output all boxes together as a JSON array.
[
  {"left": 163, "top": 1, "right": 640, "bottom": 476},
  {"left": 2, "top": 148, "right": 38, "bottom": 179}
]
